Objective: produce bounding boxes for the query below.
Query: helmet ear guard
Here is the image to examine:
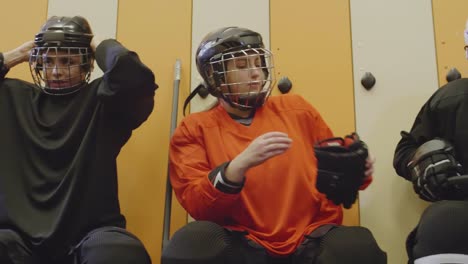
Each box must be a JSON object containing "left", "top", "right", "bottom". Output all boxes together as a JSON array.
[{"left": 200, "top": 61, "right": 223, "bottom": 98}]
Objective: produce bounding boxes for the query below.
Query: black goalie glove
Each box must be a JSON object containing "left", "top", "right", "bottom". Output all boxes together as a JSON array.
[
  {"left": 314, "top": 133, "right": 369, "bottom": 209},
  {"left": 407, "top": 138, "right": 467, "bottom": 202}
]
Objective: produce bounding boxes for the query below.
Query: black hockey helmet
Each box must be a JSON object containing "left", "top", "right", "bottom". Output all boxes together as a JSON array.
[
  {"left": 34, "top": 16, "right": 93, "bottom": 48},
  {"left": 29, "top": 16, "right": 94, "bottom": 95}
]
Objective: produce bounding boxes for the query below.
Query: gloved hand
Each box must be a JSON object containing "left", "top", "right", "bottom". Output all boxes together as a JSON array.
[
  {"left": 314, "top": 133, "right": 369, "bottom": 209},
  {"left": 408, "top": 139, "right": 465, "bottom": 202}
]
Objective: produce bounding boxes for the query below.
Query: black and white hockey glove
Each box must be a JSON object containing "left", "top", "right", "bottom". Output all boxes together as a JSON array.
[{"left": 408, "top": 139, "right": 467, "bottom": 202}]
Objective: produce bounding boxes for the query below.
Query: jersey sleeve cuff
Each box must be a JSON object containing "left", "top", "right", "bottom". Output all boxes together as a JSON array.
[{"left": 208, "top": 162, "right": 244, "bottom": 194}]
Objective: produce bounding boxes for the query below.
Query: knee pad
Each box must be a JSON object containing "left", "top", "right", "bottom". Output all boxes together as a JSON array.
[
  {"left": 161, "top": 221, "right": 234, "bottom": 264},
  {"left": 316, "top": 226, "right": 387, "bottom": 264},
  {"left": 76, "top": 227, "right": 150, "bottom": 264},
  {"left": 414, "top": 254, "right": 468, "bottom": 264},
  {"left": 411, "top": 201, "right": 468, "bottom": 259}
]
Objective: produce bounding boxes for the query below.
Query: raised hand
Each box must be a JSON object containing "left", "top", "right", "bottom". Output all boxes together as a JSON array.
[
  {"left": 225, "top": 131, "right": 292, "bottom": 183},
  {"left": 3, "top": 41, "right": 35, "bottom": 68}
]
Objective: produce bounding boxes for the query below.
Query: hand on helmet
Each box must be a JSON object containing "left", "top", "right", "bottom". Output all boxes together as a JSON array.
[{"left": 3, "top": 41, "right": 35, "bottom": 68}]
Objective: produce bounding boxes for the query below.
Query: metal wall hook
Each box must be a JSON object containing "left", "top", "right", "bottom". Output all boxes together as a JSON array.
[
  {"left": 446, "top": 67, "right": 461, "bottom": 82},
  {"left": 278, "top": 76, "right": 292, "bottom": 94},
  {"left": 361, "top": 72, "right": 376, "bottom": 90}
]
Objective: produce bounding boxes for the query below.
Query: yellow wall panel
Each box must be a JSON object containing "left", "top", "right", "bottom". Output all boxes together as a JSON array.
[
  {"left": 116, "top": 0, "right": 192, "bottom": 261},
  {"left": 432, "top": 0, "right": 468, "bottom": 86},
  {"left": 270, "top": 0, "right": 359, "bottom": 226},
  {"left": 0, "top": 0, "right": 48, "bottom": 81}
]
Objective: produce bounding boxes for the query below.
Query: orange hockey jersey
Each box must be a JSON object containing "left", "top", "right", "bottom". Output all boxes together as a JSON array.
[{"left": 169, "top": 94, "right": 343, "bottom": 256}]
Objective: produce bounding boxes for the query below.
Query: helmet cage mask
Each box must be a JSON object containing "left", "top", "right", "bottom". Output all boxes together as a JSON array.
[
  {"left": 30, "top": 46, "right": 93, "bottom": 95},
  {"left": 206, "top": 47, "right": 275, "bottom": 110},
  {"left": 29, "top": 16, "right": 94, "bottom": 95}
]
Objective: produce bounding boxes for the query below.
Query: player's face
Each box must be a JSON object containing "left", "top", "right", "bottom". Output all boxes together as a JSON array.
[
  {"left": 223, "top": 53, "right": 266, "bottom": 95},
  {"left": 41, "top": 49, "right": 87, "bottom": 89}
]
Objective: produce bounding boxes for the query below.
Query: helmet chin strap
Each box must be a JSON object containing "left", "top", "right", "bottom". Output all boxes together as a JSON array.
[
  {"left": 42, "top": 82, "right": 86, "bottom": 96},
  {"left": 224, "top": 91, "right": 269, "bottom": 110},
  {"left": 219, "top": 99, "right": 254, "bottom": 119}
]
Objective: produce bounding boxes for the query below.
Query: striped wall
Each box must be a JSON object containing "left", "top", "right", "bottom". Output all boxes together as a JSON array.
[{"left": 1, "top": 0, "right": 467, "bottom": 262}]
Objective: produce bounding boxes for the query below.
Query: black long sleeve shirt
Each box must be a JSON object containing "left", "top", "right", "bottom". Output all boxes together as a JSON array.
[
  {"left": 0, "top": 39, "right": 158, "bottom": 257},
  {"left": 394, "top": 78, "right": 468, "bottom": 180}
]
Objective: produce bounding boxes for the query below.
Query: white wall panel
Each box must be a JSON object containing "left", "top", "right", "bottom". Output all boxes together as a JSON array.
[{"left": 351, "top": 1, "right": 438, "bottom": 263}]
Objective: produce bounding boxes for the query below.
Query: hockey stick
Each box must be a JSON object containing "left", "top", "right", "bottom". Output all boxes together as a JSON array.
[{"left": 162, "top": 59, "right": 181, "bottom": 250}]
